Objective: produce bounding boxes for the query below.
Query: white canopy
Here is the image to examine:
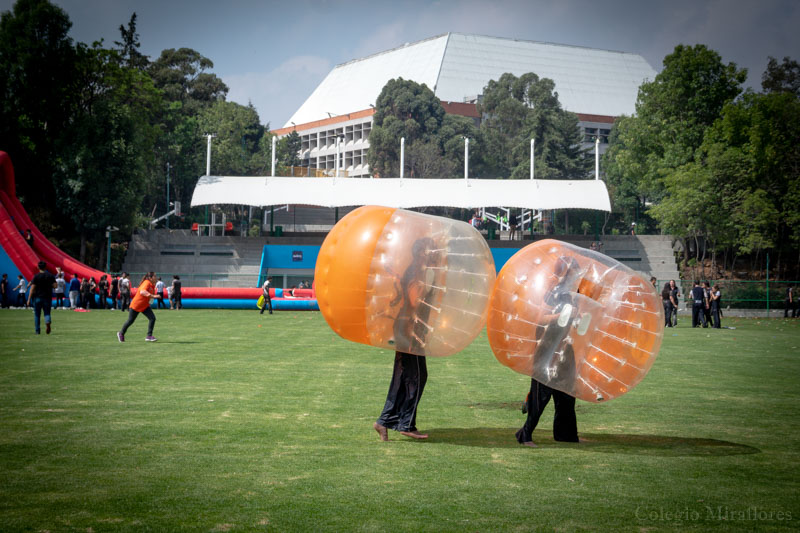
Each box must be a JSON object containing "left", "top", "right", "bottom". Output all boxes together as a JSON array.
[{"left": 190, "top": 176, "right": 611, "bottom": 212}]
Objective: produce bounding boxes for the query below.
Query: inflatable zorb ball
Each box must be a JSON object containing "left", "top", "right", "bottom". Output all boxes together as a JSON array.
[
  {"left": 487, "top": 239, "right": 664, "bottom": 403},
  {"left": 315, "top": 206, "right": 496, "bottom": 357}
]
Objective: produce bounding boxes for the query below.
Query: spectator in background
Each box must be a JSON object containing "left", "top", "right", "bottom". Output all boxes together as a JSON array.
[
  {"left": 0, "top": 273, "right": 8, "bottom": 308},
  {"left": 662, "top": 283, "right": 674, "bottom": 327},
  {"left": 669, "top": 280, "right": 680, "bottom": 327},
  {"left": 110, "top": 274, "right": 119, "bottom": 310},
  {"left": 68, "top": 274, "right": 80, "bottom": 309},
  {"left": 155, "top": 277, "right": 166, "bottom": 309},
  {"left": 80, "top": 277, "right": 91, "bottom": 309},
  {"left": 785, "top": 286, "right": 794, "bottom": 318},
  {"left": 650, "top": 277, "right": 658, "bottom": 289},
  {"left": 171, "top": 275, "right": 182, "bottom": 310},
  {"left": 702, "top": 282, "right": 713, "bottom": 327},
  {"left": 691, "top": 281, "right": 707, "bottom": 328},
  {"left": 14, "top": 275, "right": 27, "bottom": 308},
  {"left": 508, "top": 211, "right": 519, "bottom": 240},
  {"left": 119, "top": 273, "right": 131, "bottom": 311},
  {"left": 24, "top": 229, "right": 34, "bottom": 247},
  {"left": 710, "top": 285, "right": 722, "bottom": 329},
  {"left": 98, "top": 275, "right": 109, "bottom": 310},
  {"left": 54, "top": 272, "right": 66, "bottom": 308}
]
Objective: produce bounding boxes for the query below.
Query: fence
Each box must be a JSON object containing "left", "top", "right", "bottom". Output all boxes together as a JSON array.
[{"left": 655, "top": 279, "right": 800, "bottom": 312}]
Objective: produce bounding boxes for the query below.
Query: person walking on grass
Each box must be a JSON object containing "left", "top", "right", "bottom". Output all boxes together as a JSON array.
[
  {"left": 27, "top": 261, "right": 56, "bottom": 335},
  {"left": 117, "top": 272, "right": 158, "bottom": 342},
  {"left": 260, "top": 276, "right": 273, "bottom": 315}
]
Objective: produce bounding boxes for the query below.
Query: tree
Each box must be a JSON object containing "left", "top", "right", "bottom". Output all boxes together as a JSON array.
[
  {"left": 114, "top": 12, "right": 148, "bottom": 70},
  {"left": 148, "top": 48, "right": 230, "bottom": 222},
  {"left": 197, "top": 100, "right": 271, "bottom": 177},
  {"left": 278, "top": 131, "right": 301, "bottom": 172},
  {"left": 479, "top": 72, "right": 590, "bottom": 181},
  {"left": 604, "top": 44, "right": 746, "bottom": 235},
  {"left": 367, "top": 78, "right": 446, "bottom": 177},
  {"left": 762, "top": 56, "right": 800, "bottom": 97},
  {"left": 0, "top": 0, "right": 81, "bottom": 216},
  {"left": 53, "top": 44, "right": 162, "bottom": 266}
]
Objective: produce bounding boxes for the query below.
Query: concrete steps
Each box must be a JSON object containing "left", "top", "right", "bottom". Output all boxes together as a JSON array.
[{"left": 122, "top": 228, "right": 681, "bottom": 289}]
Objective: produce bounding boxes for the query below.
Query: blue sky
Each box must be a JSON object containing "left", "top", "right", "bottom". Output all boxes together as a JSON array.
[{"left": 2, "top": 0, "right": 798, "bottom": 128}]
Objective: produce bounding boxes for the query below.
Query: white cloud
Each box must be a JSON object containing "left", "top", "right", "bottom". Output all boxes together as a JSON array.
[{"left": 224, "top": 55, "right": 331, "bottom": 129}]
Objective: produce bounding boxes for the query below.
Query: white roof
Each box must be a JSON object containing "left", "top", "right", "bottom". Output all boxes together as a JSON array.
[
  {"left": 285, "top": 33, "right": 657, "bottom": 127},
  {"left": 190, "top": 176, "right": 611, "bottom": 212}
]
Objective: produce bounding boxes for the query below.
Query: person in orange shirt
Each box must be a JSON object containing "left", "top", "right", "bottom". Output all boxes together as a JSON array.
[{"left": 117, "top": 272, "right": 158, "bottom": 342}]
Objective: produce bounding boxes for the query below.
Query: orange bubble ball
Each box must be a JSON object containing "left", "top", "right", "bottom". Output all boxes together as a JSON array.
[
  {"left": 315, "top": 206, "right": 496, "bottom": 357},
  {"left": 487, "top": 239, "right": 664, "bottom": 403}
]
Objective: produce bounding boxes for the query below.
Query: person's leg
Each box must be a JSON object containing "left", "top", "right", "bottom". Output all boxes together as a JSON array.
[
  {"left": 33, "top": 297, "right": 42, "bottom": 333},
  {"left": 403, "top": 354, "right": 427, "bottom": 434},
  {"left": 552, "top": 390, "right": 579, "bottom": 442},
  {"left": 375, "top": 352, "right": 406, "bottom": 440},
  {"left": 516, "top": 379, "right": 553, "bottom": 446},
  {"left": 120, "top": 309, "right": 139, "bottom": 335},
  {"left": 267, "top": 294, "right": 272, "bottom": 314},
  {"left": 692, "top": 305, "right": 700, "bottom": 327},
  {"left": 142, "top": 308, "right": 157, "bottom": 338},
  {"left": 43, "top": 297, "right": 52, "bottom": 333},
  {"left": 663, "top": 301, "right": 671, "bottom": 326}
]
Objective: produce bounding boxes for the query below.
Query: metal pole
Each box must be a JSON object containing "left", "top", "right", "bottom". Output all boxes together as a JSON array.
[
  {"left": 766, "top": 253, "right": 770, "bottom": 315},
  {"left": 206, "top": 135, "right": 213, "bottom": 175},
  {"left": 464, "top": 138, "right": 469, "bottom": 180},
  {"left": 271, "top": 136, "right": 277, "bottom": 177},
  {"left": 106, "top": 229, "right": 111, "bottom": 273},
  {"left": 400, "top": 137, "right": 405, "bottom": 179},
  {"left": 166, "top": 162, "right": 170, "bottom": 229},
  {"left": 530, "top": 138, "right": 535, "bottom": 180},
  {"left": 595, "top": 137, "right": 600, "bottom": 180}
]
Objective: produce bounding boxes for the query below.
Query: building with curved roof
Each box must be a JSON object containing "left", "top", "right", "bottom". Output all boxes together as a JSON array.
[{"left": 273, "top": 32, "right": 658, "bottom": 178}]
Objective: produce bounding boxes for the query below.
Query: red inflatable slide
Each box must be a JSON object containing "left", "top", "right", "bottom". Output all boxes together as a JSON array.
[
  {"left": 1, "top": 151, "right": 107, "bottom": 282},
  {"left": 1, "top": 151, "right": 316, "bottom": 307}
]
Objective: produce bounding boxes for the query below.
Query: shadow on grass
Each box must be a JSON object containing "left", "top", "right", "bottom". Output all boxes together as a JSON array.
[{"left": 427, "top": 428, "right": 760, "bottom": 457}]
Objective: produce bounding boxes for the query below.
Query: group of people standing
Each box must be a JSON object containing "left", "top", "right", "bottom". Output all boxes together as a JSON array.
[{"left": 661, "top": 280, "right": 722, "bottom": 329}]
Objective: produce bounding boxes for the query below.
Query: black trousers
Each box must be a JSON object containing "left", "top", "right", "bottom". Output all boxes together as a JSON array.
[
  {"left": 516, "top": 379, "right": 578, "bottom": 443},
  {"left": 259, "top": 292, "right": 272, "bottom": 314},
  {"left": 376, "top": 352, "right": 427, "bottom": 432},
  {"left": 120, "top": 307, "right": 156, "bottom": 337},
  {"left": 692, "top": 304, "right": 706, "bottom": 327},
  {"left": 663, "top": 300, "right": 674, "bottom": 327}
]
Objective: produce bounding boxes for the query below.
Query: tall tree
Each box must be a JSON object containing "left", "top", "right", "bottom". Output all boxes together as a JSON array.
[
  {"left": 114, "top": 12, "right": 148, "bottom": 70},
  {"left": 367, "top": 78, "right": 446, "bottom": 177},
  {"left": 479, "top": 72, "right": 590, "bottom": 180},
  {"left": 196, "top": 100, "right": 271, "bottom": 177},
  {"left": 604, "top": 44, "right": 746, "bottom": 234},
  {"left": 148, "top": 48, "right": 230, "bottom": 220},
  {"left": 0, "top": 0, "right": 80, "bottom": 216},
  {"left": 762, "top": 56, "right": 800, "bottom": 97},
  {"left": 53, "top": 44, "right": 162, "bottom": 265}
]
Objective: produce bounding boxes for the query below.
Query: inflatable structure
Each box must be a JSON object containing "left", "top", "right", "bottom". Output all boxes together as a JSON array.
[
  {"left": 487, "top": 239, "right": 664, "bottom": 403},
  {"left": 0, "top": 152, "right": 315, "bottom": 309},
  {"left": 316, "top": 206, "right": 496, "bottom": 357}
]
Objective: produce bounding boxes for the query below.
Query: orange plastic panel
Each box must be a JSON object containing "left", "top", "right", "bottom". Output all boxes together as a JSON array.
[
  {"left": 487, "top": 239, "right": 664, "bottom": 403},
  {"left": 316, "top": 206, "right": 496, "bottom": 357}
]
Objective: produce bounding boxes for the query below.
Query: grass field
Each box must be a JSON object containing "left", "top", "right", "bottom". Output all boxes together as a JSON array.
[{"left": 0, "top": 308, "right": 798, "bottom": 532}]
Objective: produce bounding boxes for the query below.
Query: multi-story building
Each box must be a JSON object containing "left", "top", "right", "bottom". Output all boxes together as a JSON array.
[{"left": 272, "top": 32, "right": 657, "bottom": 178}]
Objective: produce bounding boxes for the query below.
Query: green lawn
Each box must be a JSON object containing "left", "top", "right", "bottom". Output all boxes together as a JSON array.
[{"left": 1, "top": 309, "right": 798, "bottom": 532}]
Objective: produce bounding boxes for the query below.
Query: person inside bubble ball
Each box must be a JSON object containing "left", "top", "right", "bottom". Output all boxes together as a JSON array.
[
  {"left": 516, "top": 255, "right": 582, "bottom": 447},
  {"left": 373, "top": 236, "right": 445, "bottom": 442}
]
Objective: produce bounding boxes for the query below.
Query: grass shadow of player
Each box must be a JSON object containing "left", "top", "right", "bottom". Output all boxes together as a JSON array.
[{"left": 426, "top": 427, "right": 760, "bottom": 457}]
